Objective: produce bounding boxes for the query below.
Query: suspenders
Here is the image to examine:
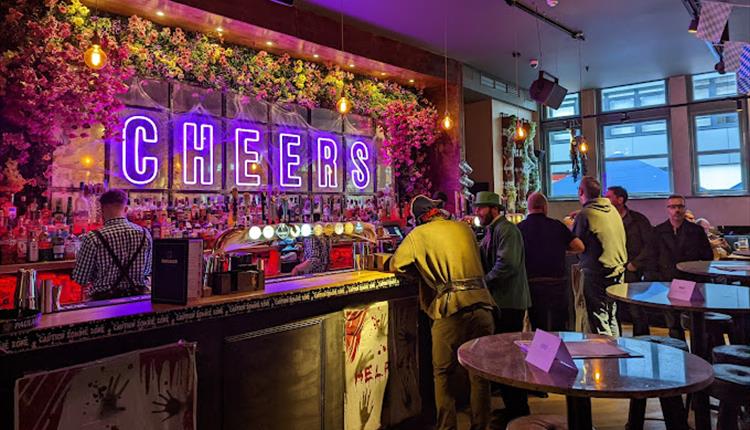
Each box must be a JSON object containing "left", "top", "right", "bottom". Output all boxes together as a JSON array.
[{"left": 92, "top": 228, "right": 147, "bottom": 296}]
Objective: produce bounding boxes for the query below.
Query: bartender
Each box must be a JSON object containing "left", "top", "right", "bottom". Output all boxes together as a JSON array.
[
  {"left": 71, "top": 189, "right": 152, "bottom": 300},
  {"left": 290, "top": 235, "right": 331, "bottom": 276}
]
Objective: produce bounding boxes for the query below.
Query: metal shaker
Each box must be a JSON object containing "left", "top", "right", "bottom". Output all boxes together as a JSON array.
[
  {"left": 14, "top": 269, "right": 38, "bottom": 310},
  {"left": 41, "top": 280, "right": 57, "bottom": 314}
]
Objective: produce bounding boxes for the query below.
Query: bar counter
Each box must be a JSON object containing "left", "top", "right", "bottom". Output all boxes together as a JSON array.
[{"left": 0, "top": 270, "right": 421, "bottom": 429}]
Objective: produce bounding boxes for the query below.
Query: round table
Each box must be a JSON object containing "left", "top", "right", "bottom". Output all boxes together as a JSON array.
[
  {"left": 458, "top": 332, "right": 713, "bottom": 429},
  {"left": 607, "top": 281, "right": 750, "bottom": 430},
  {"left": 677, "top": 260, "right": 750, "bottom": 283}
]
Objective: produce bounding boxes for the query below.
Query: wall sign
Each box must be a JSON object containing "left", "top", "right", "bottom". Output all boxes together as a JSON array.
[{"left": 113, "top": 107, "right": 377, "bottom": 193}]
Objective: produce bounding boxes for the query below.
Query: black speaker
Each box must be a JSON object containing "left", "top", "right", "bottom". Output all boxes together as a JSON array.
[
  {"left": 151, "top": 239, "right": 204, "bottom": 304},
  {"left": 529, "top": 71, "right": 568, "bottom": 109}
]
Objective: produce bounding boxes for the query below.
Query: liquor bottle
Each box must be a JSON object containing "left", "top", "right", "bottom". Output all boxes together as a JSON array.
[
  {"left": 40, "top": 202, "right": 52, "bottom": 224},
  {"left": 27, "top": 232, "right": 39, "bottom": 263},
  {"left": 38, "top": 226, "right": 53, "bottom": 262},
  {"left": 65, "top": 196, "right": 74, "bottom": 225},
  {"left": 53, "top": 229, "right": 65, "bottom": 260},
  {"left": 52, "top": 200, "right": 65, "bottom": 224},
  {"left": 64, "top": 232, "right": 78, "bottom": 260},
  {"left": 0, "top": 231, "right": 16, "bottom": 265},
  {"left": 16, "top": 227, "right": 27, "bottom": 264}
]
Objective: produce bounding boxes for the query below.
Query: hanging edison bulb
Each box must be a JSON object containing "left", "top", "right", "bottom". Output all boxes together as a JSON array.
[
  {"left": 336, "top": 95, "right": 350, "bottom": 114},
  {"left": 442, "top": 112, "right": 453, "bottom": 130},
  {"left": 579, "top": 137, "right": 589, "bottom": 154},
  {"left": 84, "top": 34, "right": 108, "bottom": 70},
  {"left": 515, "top": 119, "right": 526, "bottom": 141}
]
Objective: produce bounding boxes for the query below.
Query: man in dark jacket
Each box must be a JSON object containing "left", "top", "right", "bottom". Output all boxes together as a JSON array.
[
  {"left": 650, "top": 195, "right": 713, "bottom": 339},
  {"left": 475, "top": 191, "right": 531, "bottom": 427},
  {"left": 518, "top": 192, "right": 584, "bottom": 331},
  {"left": 605, "top": 186, "right": 653, "bottom": 336},
  {"left": 573, "top": 177, "right": 627, "bottom": 336}
]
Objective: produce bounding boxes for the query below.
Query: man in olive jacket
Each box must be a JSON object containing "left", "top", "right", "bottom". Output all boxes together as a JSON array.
[
  {"left": 390, "top": 195, "right": 496, "bottom": 430},
  {"left": 475, "top": 191, "right": 531, "bottom": 426}
]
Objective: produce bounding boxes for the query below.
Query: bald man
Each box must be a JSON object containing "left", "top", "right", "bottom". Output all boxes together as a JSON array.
[{"left": 518, "top": 192, "right": 584, "bottom": 331}]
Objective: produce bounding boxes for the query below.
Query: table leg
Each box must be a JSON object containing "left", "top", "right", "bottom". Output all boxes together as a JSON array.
[
  {"left": 689, "top": 312, "right": 712, "bottom": 430},
  {"left": 626, "top": 399, "right": 646, "bottom": 430},
  {"left": 659, "top": 396, "right": 689, "bottom": 430},
  {"left": 566, "top": 396, "right": 592, "bottom": 429}
]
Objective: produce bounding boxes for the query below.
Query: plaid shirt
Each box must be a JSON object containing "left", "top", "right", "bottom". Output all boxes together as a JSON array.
[
  {"left": 72, "top": 217, "right": 153, "bottom": 296},
  {"left": 303, "top": 236, "right": 331, "bottom": 273}
]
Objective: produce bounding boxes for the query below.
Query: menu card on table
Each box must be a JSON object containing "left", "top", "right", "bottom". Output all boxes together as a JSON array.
[
  {"left": 668, "top": 279, "right": 703, "bottom": 302},
  {"left": 518, "top": 329, "right": 577, "bottom": 372}
]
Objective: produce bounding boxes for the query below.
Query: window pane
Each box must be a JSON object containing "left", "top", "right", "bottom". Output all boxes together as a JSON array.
[
  {"left": 548, "top": 130, "right": 572, "bottom": 163},
  {"left": 692, "top": 72, "right": 737, "bottom": 101},
  {"left": 603, "top": 120, "right": 669, "bottom": 158},
  {"left": 604, "top": 158, "right": 671, "bottom": 194},
  {"left": 550, "top": 163, "right": 581, "bottom": 197},
  {"left": 697, "top": 153, "right": 744, "bottom": 191},
  {"left": 601, "top": 80, "right": 666, "bottom": 112},
  {"left": 545, "top": 93, "right": 579, "bottom": 119},
  {"left": 694, "top": 112, "right": 741, "bottom": 152},
  {"left": 603, "top": 119, "right": 671, "bottom": 194}
]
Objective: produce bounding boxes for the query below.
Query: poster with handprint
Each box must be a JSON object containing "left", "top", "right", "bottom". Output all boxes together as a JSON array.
[
  {"left": 15, "top": 342, "right": 196, "bottom": 430},
  {"left": 344, "top": 301, "right": 389, "bottom": 430}
]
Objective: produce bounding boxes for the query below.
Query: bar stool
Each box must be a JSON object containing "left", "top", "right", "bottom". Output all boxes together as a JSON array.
[
  {"left": 627, "top": 336, "right": 690, "bottom": 430},
  {"left": 681, "top": 312, "right": 733, "bottom": 354},
  {"left": 708, "top": 364, "right": 750, "bottom": 430},
  {"left": 507, "top": 414, "right": 567, "bottom": 429},
  {"left": 712, "top": 345, "right": 750, "bottom": 366}
]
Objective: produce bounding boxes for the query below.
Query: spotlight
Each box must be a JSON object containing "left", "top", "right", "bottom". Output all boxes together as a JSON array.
[
  {"left": 714, "top": 60, "right": 726, "bottom": 75},
  {"left": 408, "top": 79, "right": 415, "bottom": 83},
  {"left": 688, "top": 17, "right": 699, "bottom": 33},
  {"left": 546, "top": 0, "right": 558, "bottom": 6},
  {"left": 156, "top": 10, "right": 165, "bottom": 17},
  {"left": 313, "top": 54, "right": 320, "bottom": 58},
  {"left": 216, "top": 27, "right": 224, "bottom": 33},
  {"left": 265, "top": 41, "right": 274, "bottom": 46},
  {"left": 348, "top": 63, "right": 355, "bottom": 68}
]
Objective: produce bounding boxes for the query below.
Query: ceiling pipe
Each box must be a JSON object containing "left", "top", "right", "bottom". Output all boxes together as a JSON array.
[
  {"left": 680, "top": 0, "right": 722, "bottom": 61},
  {"left": 504, "top": 0, "right": 585, "bottom": 40}
]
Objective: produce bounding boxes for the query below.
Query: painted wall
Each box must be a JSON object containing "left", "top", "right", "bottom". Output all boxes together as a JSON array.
[{"left": 548, "top": 76, "right": 750, "bottom": 227}]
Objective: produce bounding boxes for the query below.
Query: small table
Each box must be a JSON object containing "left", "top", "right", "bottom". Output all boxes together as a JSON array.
[
  {"left": 731, "top": 249, "right": 750, "bottom": 258},
  {"left": 607, "top": 281, "right": 750, "bottom": 429},
  {"left": 677, "top": 260, "right": 750, "bottom": 284},
  {"left": 458, "top": 332, "right": 713, "bottom": 429}
]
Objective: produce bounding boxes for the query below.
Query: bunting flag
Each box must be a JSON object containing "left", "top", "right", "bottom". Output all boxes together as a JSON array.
[
  {"left": 723, "top": 41, "right": 748, "bottom": 72},
  {"left": 738, "top": 46, "right": 750, "bottom": 94},
  {"left": 696, "top": 1, "right": 733, "bottom": 42}
]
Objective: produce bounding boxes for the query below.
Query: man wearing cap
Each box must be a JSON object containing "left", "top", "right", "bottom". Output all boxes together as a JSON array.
[
  {"left": 474, "top": 191, "right": 531, "bottom": 426},
  {"left": 390, "top": 195, "right": 496, "bottom": 430}
]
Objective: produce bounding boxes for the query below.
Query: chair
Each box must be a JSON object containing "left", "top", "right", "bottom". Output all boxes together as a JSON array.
[
  {"left": 680, "top": 312, "right": 733, "bottom": 355},
  {"left": 708, "top": 364, "right": 750, "bottom": 430},
  {"left": 507, "top": 414, "right": 568, "bottom": 429},
  {"left": 712, "top": 345, "right": 750, "bottom": 367}
]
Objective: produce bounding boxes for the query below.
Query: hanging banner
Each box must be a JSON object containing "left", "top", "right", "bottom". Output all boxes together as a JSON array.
[
  {"left": 344, "top": 301, "right": 389, "bottom": 430},
  {"left": 696, "top": 1, "right": 733, "bottom": 43},
  {"left": 15, "top": 342, "right": 197, "bottom": 430}
]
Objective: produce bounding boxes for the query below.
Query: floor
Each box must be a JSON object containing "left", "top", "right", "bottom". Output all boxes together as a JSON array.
[{"left": 452, "top": 324, "right": 721, "bottom": 429}]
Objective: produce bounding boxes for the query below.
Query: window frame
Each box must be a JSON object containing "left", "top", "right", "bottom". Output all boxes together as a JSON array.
[
  {"left": 688, "top": 102, "right": 749, "bottom": 196},
  {"left": 543, "top": 125, "right": 583, "bottom": 201},
  {"left": 598, "top": 79, "right": 669, "bottom": 114},
  {"left": 598, "top": 112, "right": 674, "bottom": 198}
]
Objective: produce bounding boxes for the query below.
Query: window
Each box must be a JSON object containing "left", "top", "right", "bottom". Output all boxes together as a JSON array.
[
  {"left": 602, "top": 119, "right": 671, "bottom": 195},
  {"left": 601, "top": 80, "right": 666, "bottom": 112},
  {"left": 547, "top": 129, "right": 581, "bottom": 198},
  {"left": 545, "top": 93, "right": 579, "bottom": 119},
  {"left": 692, "top": 72, "right": 737, "bottom": 101},
  {"left": 693, "top": 112, "right": 746, "bottom": 192}
]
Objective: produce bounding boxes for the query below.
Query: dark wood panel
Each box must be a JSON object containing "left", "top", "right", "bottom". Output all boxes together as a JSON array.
[{"left": 223, "top": 319, "right": 324, "bottom": 430}]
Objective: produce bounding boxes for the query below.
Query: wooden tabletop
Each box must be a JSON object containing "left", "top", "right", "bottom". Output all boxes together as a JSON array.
[
  {"left": 607, "top": 282, "right": 750, "bottom": 314},
  {"left": 676, "top": 260, "right": 750, "bottom": 280},
  {"left": 732, "top": 249, "right": 750, "bottom": 258},
  {"left": 458, "top": 332, "right": 714, "bottom": 399}
]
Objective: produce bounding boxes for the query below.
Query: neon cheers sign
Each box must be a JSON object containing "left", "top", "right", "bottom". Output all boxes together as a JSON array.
[{"left": 112, "top": 109, "right": 376, "bottom": 193}]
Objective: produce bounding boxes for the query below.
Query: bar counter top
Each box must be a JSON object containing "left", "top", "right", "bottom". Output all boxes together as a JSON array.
[{"left": 0, "top": 270, "right": 404, "bottom": 354}]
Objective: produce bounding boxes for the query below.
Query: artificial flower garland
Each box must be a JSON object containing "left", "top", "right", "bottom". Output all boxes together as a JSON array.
[{"left": 0, "top": 0, "right": 439, "bottom": 201}]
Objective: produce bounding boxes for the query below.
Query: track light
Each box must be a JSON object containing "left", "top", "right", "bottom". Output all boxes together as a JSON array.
[{"left": 688, "top": 17, "right": 699, "bottom": 34}]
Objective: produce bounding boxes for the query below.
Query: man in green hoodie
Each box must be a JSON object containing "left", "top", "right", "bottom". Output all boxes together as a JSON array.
[
  {"left": 572, "top": 176, "right": 627, "bottom": 336},
  {"left": 390, "top": 195, "right": 496, "bottom": 430}
]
